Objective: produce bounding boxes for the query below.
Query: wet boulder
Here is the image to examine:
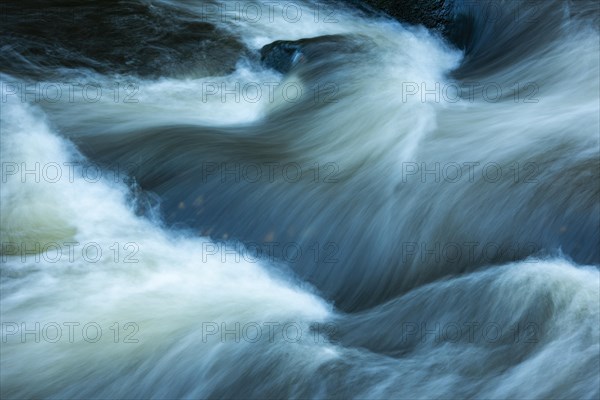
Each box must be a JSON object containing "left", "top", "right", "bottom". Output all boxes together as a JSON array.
[
  {"left": 260, "top": 34, "right": 368, "bottom": 74},
  {"left": 0, "top": 0, "right": 246, "bottom": 80}
]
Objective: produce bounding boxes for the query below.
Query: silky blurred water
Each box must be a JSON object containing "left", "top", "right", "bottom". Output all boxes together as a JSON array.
[{"left": 1, "top": 1, "right": 599, "bottom": 398}]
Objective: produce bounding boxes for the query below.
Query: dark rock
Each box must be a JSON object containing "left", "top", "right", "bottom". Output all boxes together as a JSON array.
[
  {"left": 260, "top": 34, "right": 368, "bottom": 74},
  {"left": 260, "top": 41, "right": 306, "bottom": 74},
  {"left": 354, "top": 0, "right": 455, "bottom": 36},
  {"left": 0, "top": 0, "right": 246, "bottom": 79}
]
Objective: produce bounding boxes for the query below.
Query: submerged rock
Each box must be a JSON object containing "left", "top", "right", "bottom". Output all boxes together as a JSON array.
[{"left": 0, "top": 0, "right": 246, "bottom": 79}]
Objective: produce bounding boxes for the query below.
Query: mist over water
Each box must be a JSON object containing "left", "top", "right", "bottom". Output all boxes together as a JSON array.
[{"left": 1, "top": 1, "right": 599, "bottom": 399}]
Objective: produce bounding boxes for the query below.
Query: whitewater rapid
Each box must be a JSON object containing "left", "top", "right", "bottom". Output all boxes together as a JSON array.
[{"left": 1, "top": 0, "right": 599, "bottom": 398}]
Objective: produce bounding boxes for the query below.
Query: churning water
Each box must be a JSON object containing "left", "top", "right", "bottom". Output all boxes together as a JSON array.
[{"left": 1, "top": 0, "right": 599, "bottom": 398}]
